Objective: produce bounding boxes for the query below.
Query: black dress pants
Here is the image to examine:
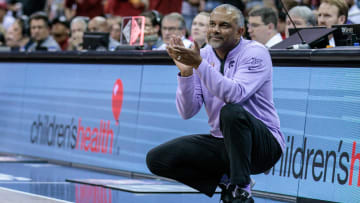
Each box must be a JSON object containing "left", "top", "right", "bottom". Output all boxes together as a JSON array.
[{"left": 146, "top": 103, "right": 282, "bottom": 197}]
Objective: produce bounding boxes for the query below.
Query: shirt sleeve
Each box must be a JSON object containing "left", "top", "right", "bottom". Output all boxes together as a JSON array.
[
  {"left": 196, "top": 45, "right": 272, "bottom": 104},
  {"left": 176, "top": 73, "right": 204, "bottom": 119}
]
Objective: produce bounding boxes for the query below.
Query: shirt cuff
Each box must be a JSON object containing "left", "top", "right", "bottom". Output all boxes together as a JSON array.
[{"left": 177, "top": 73, "right": 194, "bottom": 90}]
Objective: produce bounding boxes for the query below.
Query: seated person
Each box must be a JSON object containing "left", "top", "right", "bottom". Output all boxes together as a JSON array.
[
  {"left": 248, "top": 7, "right": 283, "bottom": 48},
  {"left": 5, "top": 18, "right": 30, "bottom": 51},
  {"left": 26, "top": 12, "right": 61, "bottom": 51},
  {"left": 154, "top": 12, "right": 192, "bottom": 50},
  {"left": 140, "top": 10, "right": 162, "bottom": 50},
  {"left": 190, "top": 11, "right": 210, "bottom": 48},
  {"left": 87, "top": 16, "right": 120, "bottom": 51},
  {"left": 285, "top": 6, "right": 317, "bottom": 37},
  {"left": 317, "top": 0, "right": 348, "bottom": 46},
  {"left": 51, "top": 16, "right": 70, "bottom": 51},
  {"left": 107, "top": 16, "right": 122, "bottom": 43},
  {"left": 68, "top": 16, "right": 88, "bottom": 51}
]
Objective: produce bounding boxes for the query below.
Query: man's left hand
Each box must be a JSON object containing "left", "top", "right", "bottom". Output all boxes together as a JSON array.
[{"left": 167, "top": 36, "right": 202, "bottom": 69}]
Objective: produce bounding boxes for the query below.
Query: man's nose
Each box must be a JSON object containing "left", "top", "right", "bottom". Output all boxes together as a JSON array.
[
  {"left": 211, "top": 25, "right": 220, "bottom": 33},
  {"left": 318, "top": 17, "right": 324, "bottom": 24}
]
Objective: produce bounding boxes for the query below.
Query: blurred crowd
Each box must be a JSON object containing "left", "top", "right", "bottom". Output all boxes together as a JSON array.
[{"left": 0, "top": 0, "right": 358, "bottom": 51}]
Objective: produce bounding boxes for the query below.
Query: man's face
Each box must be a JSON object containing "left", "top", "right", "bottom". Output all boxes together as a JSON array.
[
  {"left": 247, "top": 16, "right": 271, "bottom": 45},
  {"left": 88, "top": 20, "right": 99, "bottom": 32},
  {"left": 207, "top": 8, "right": 243, "bottom": 50},
  {"left": 285, "top": 15, "right": 309, "bottom": 37},
  {"left": 51, "top": 23, "right": 69, "bottom": 44},
  {"left": 144, "top": 17, "right": 154, "bottom": 36},
  {"left": 30, "top": 19, "right": 49, "bottom": 42},
  {"left": 110, "top": 23, "right": 121, "bottom": 41},
  {"left": 191, "top": 14, "right": 209, "bottom": 44},
  {"left": 6, "top": 22, "right": 22, "bottom": 47},
  {"left": 161, "top": 19, "right": 185, "bottom": 44},
  {"left": 318, "top": 3, "right": 345, "bottom": 28},
  {"left": 71, "top": 22, "right": 85, "bottom": 35},
  {"left": 88, "top": 19, "right": 108, "bottom": 32}
]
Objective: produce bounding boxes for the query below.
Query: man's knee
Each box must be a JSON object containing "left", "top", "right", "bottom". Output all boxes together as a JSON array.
[
  {"left": 146, "top": 144, "right": 177, "bottom": 177},
  {"left": 220, "top": 103, "right": 247, "bottom": 122},
  {"left": 146, "top": 147, "right": 163, "bottom": 175}
]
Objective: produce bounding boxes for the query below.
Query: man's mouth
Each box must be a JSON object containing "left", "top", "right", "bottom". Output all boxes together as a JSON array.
[{"left": 210, "top": 36, "right": 223, "bottom": 40}]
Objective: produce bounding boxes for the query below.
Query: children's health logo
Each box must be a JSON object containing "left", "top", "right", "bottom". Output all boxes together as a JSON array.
[{"left": 30, "top": 79, "right": 124, "bottom": 155}]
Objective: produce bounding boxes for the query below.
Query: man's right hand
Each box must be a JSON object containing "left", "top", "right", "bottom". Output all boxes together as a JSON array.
[{"left": 166, "top": 36, "right": 194, "bottom": 77}]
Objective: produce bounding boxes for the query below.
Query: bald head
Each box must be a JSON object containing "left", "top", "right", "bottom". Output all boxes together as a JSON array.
[{"left": 88, "top": 16, "right": 108, "bottom": 32}]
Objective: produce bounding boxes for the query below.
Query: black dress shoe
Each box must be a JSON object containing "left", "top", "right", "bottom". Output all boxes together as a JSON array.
[
  {"left": 219, "top": 184, "right": 233, "bottom": 203},
  {"left": 231, "top": 188, "right": 254, "bottom": 203}
]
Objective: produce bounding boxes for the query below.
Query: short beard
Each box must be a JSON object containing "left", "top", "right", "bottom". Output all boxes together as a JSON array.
[{"left": 208, "top": 39, "right": 223, "bottom": 49}]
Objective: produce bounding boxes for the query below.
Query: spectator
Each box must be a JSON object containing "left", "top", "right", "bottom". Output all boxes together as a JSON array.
[
  {"left": 27, "top": 12, "right": 60, "bottom": 51},
  {"left": 318, "top": 0, "right": 348, "bottom": 46},
  {"left": 68, "top": 16, "right": 87, "bottom": 51},
  {"left": 154, "top": 12, "right": 192, "bottom": 50},
  {"left": 285, "top": 6, "right": 317, "bottom": 37},
  {"left": 5, "top": 18, "right": 29, "bottom": 50},
  {"left": 88, "top": 16, "right": 120, "bottom": 50},
  {"left": 105, "top": 0, "right": 148, "bottom": 17},
  {"left": 64, "top": 0, "right": 103, "bottom": 20},
  {"left": 0, "top": 2, "right": 15, "bottom": 31},
  {"left": 109, "top": 18, "right": 122, "bottom": 43},
  {"left": 51, "top": 16, "right": 70, "bottom": 50},
  {"left": 318, "top": 0, "right": 348, "bottom": 27},
  {"left": 190, "top": 11, "right": 209, "bottom": 48},
  {"left": 88, "top": 16, "right": 108, "bottom": 33},
  {"left": 140, "top": 10, "right": 162, "bottom": 49},
  {"left": 248, "top": 7, "right": 283, "bottom": 48}
]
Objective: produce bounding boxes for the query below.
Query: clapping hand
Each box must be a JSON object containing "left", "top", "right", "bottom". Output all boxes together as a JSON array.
[{"left": 166, "top": 35, "right": 202, "bottom": 77}]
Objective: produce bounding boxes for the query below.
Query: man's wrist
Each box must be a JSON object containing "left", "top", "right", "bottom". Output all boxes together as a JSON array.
[
  {"left": 180, "top": 69, "right": 193, "bottom": 77},
  {"left": 193, "top": 57, "right": 202, "bottom": 69}
]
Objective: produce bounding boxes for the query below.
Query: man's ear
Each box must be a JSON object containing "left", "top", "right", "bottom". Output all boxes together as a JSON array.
[
  {"left": 181, "top": 28, "right": 187, "bottom": 37},
  {"left": 268, "top": 23, "right": 275, "bottom": 31},
  {"left": 154, "top": 24, "right": 160, "bottom": 33},
  {"left": 338, "top": 15, "right": 346, "bottom": 24},
  {"left": 237, "top": 27, "right": 245, "bottom": 37}
]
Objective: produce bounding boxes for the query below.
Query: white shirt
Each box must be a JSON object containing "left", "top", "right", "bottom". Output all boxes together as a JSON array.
[
  {"left": 153, "top": 37, "right": 193, "bottom": 50},
  {"left": 329, "top": 37, "right": 336, "bottom": 47},
  {"left": 348, "top": 4, "right": 360, "bottom": 24},
  {"left": 265, "top": 33, "right": 283, "bottom": 48}
]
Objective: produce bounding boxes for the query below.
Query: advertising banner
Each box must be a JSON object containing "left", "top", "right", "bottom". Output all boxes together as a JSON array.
[{"left": 0, "top": 62, "right": 359, "bottom": 202}]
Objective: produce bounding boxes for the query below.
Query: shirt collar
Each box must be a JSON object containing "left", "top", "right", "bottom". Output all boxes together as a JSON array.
[{"left": 212, "top": 37, "right": 243, "bottom": 61}]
